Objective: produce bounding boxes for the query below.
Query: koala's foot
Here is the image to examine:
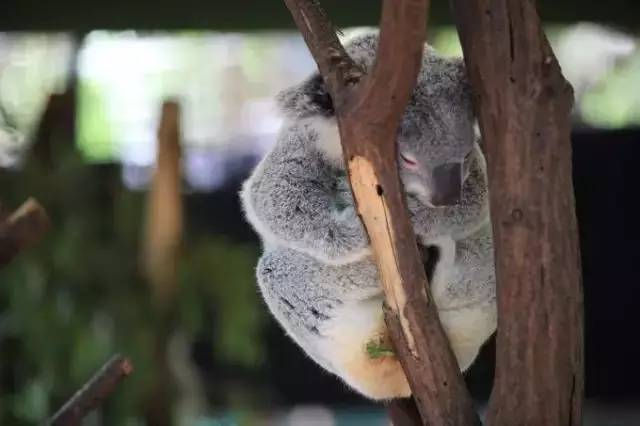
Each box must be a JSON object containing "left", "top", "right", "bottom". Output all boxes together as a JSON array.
[
  {"left": 323, "top": 300, "right": 495, "bottom": 400},
  {"left": 439, "top": 301, "right": 497, "bottom": 371},
  {"left": 338, "top": 339, "right": 411, "bottom": 400},
  {"left": 319, "top": 299, "right": 410, "bottom": 400}
]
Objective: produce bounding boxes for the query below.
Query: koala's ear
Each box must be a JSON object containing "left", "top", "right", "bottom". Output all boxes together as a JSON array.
[
  {"left": 276, "top": 72, "right": 335, "bottom": 119},
  {"left": 448, "top": 58, "right": 474, "bottom": 112},
  {"left": 453, "top": 58, "right": 472, "bottom": 93},
  {"left": 452, "top": 57, "right": 467, "bottom": 76}
]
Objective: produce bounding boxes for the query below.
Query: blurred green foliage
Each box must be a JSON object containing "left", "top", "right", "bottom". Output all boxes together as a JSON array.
[
  {"left": 582, "top": 53, "right": 640, "bottom": 128},
  {"left": 0, "top": 134, "right": 266, "bottom": 424}
]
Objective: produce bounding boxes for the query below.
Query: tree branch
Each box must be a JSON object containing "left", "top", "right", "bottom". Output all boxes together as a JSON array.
[
  {"left": 356, "top": 0, "right": 431, "bottom": 124},
  {"left": 282, "top": 0, "right": 363, "bottom": 109},
  {"left": 0, "top": 198, "right": 51, "bottom": 266},
  {"left": 283, "top": 1, "right": 479, "bottom": 424},
  {"left": 450, "top": 0, "right": 584, "bottom": 425},
  {"left": 48, "top": 354, "right": 134, "bottom": 426},
  {"left": 387, "top": 396, "right": 423, "bottom": 426}
]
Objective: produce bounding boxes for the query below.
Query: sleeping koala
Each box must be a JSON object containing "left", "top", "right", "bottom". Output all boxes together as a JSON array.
[{"left": 240, "top": 31, "right": 496, "bottom": 400}]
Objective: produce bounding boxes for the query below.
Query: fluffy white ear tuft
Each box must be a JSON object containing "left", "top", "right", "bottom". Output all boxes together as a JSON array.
[{"left": 310, "top": 117, "right": 344, "bottom": 167}]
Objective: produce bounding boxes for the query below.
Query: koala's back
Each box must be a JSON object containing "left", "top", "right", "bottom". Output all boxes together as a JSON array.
[{"left": 241, "top": 121, "right": 339, "bottom": 246}]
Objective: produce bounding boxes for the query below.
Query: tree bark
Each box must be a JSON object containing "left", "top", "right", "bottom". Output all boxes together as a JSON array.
[
  {"left": 282, "top": 1, "right": 479, "bottom": 424},
  {"left": 450, "top": 1, "right": 584, "bottom": 425},
  {"left": 0, "top": 198, "right": 50, "bottom": 266},
  {"left": 48, "top": 355, "right": 133, "bottom": 426}
]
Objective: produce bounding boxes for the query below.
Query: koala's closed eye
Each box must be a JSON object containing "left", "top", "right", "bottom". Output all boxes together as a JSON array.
[{"left": 400, "top": 152, "right": 419, "bottom": 169}]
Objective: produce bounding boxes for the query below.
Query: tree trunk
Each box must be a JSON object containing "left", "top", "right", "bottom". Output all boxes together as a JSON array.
[{"left": 450, "top": 1, "right": 584, "bottom": 424}]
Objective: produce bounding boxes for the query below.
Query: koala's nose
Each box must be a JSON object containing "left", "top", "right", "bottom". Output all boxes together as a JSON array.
[{"left": 431, "top": 162, "right": 463, "bottom": 206}]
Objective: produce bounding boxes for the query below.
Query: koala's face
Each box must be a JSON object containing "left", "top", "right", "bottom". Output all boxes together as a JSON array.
[{"left": 396, "top": 77, "right": 476, "bottom": 207}]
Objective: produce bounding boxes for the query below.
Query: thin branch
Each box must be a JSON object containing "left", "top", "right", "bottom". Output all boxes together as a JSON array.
[
  {"left": 0, "top": 198, "right": 51, "bottom": 266},
  {"left": 283, "top": 1, "right": 479, "bottom": 424},
  {"left": 282, "top": 0, "right": 363, "bottom": 109},
  {"left": 48, "top": 354, "right": 134, "bottom": 426},
  {"left": 450, "top": 0, "right": 583, "bottom": 425}
]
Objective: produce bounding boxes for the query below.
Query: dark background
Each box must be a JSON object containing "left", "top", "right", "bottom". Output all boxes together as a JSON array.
[{"left": 1, "top": 0, "right": 638, "bottom": 31}]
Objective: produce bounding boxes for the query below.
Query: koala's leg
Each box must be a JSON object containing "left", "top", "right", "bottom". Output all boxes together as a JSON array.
[
  {"left": 428, "top": 224, "right": 497, "bottom": 371},
  {"left": 256, "top": 247, "right": 411, "bottom": 400},
  {"left": 438, "top": 302, "right": 496, "bottom": 371}
]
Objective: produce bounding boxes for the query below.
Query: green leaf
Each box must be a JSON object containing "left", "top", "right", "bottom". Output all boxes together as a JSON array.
[{"left": 365, "top": 339, "right": 395, "bottom": 359}]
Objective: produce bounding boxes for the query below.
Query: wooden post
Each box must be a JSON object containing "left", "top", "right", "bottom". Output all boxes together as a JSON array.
[
  {"left": 140, "top": 100, "right": 184, "bottom": 426},
  {"left": 143, "top": 100, "right": 184, "bottom": 309}
]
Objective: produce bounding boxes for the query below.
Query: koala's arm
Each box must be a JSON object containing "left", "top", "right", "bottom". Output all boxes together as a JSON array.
[
  {"left": 241, "top": 122, "right": 369, "bottom": 265},
  {"left": 429, "top": 223, "right": 497, "bottom": 371},
  {"left": 408, "top": 145, "right": 490, "bottom": 243}
]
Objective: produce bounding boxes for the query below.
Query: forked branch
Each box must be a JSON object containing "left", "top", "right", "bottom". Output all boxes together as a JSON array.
[
  {"left": 283, "top": 1, "right": 479, "bottom": 424},
  {"left": 282, "top": 0, "right": 362, "bottom": 109}
]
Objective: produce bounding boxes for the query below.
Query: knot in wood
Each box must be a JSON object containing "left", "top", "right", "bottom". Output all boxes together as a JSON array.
[{"left": 511, "top": 208, "right": 523, "bottom": 222}]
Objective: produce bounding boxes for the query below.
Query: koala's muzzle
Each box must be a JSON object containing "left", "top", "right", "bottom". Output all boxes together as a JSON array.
[{"left": 431, "top": 163, "right": 463, "bottom": 206}]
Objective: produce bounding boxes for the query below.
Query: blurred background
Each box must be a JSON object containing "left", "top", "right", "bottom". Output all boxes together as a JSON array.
[{"left": 1, "top": 1, "right": 639, "bottom": 425}]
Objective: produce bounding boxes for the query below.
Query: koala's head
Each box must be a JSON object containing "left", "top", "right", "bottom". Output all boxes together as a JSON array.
[{"left": 277, "top": 31, "right": 476, "bottom": 207}]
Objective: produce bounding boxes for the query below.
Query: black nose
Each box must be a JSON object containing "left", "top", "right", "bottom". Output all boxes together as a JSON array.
[{"left": 431, "top": 163, "right": 463, "bottom": 206}]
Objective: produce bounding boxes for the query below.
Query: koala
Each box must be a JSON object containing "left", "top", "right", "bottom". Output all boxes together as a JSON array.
[{"left": 240, "top": 31, "right": 496, "bottom": 400}]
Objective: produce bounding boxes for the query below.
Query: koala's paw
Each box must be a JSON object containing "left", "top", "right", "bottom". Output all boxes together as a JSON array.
[
  {"left": 317, "top": 206, "right": 369, "bottom": 263},
  {"left": 406, "top": 195, "right": 432, "bottom": 232},
  {"left": 322, "top": 307, "right": 410, "bottom": 399},
  {"left": 340, "top": 346, "right": 411, "bottom": 400},
  {"left": 438, "top": 302, "right": 497, "bottom": 372}
]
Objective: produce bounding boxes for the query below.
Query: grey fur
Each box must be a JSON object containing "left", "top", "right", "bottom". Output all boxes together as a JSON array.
[
  {"left": 256, "top": 220, "right": 496, "bottom": 398},
  {"left": 242, "top": 32, "right": 479, "bottom": 264},
  {"left": 240, "top": 31, "right": 496, "bottom": 400}
]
